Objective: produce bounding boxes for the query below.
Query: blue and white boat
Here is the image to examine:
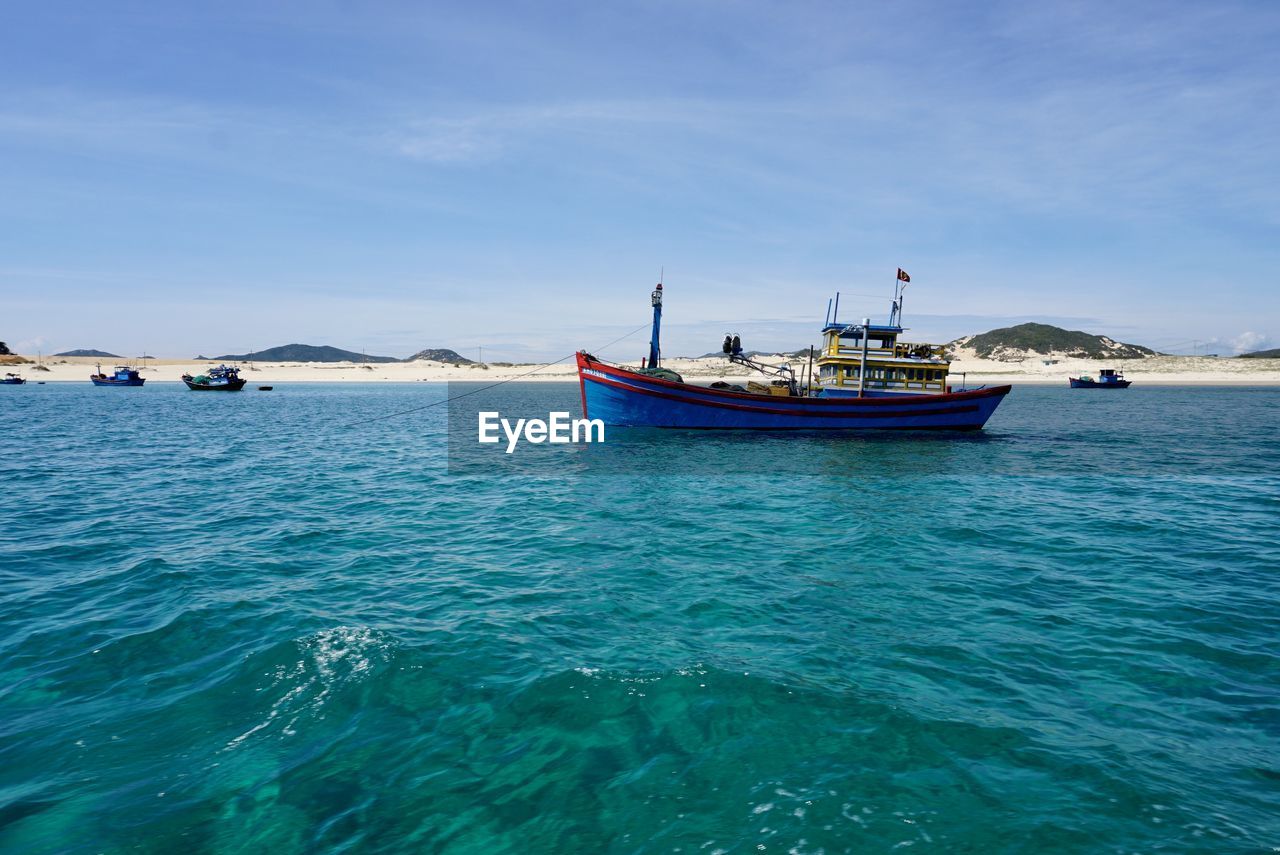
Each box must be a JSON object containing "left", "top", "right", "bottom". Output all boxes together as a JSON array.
[
  {"left": 577, "top": 276, "right": 1011, "bottom": 430},
  {"left": 90, "top": 364, "right": 145, "bottom": 386},
  {"left": 1069, "top": 369, "right": 1131, "bottom": 389},
  {"left": 2, "top": 372, "right": 26, "bottom": 385}
]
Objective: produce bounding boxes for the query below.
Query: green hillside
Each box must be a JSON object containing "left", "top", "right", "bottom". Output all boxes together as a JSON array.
[
  {"left": 952, "top": 323, "right": 1157, "bottom": 361},
  {"left": 1238, "top": 348, "right": 1280, "bottom": 359},
  {"left": 404, "top": 348, "right": 474, "bottom": 364}
]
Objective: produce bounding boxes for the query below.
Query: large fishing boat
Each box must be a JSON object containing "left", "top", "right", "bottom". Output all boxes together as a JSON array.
[
  {"left": 90, "top": 364, "right": 146, "bottom": 386},
  {"left": 181, "top": 364, "right": 246, "bottom": 391},
  {"left": 576, "top": 272, "right": 1010, "bottom": 430},
  {"left": 1, "top": 372, "right": 25, "bottom": 385}
]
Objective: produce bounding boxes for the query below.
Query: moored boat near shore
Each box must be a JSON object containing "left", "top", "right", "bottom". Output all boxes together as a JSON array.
[
  {"left": 90, "top": 364, "right": 146, "bottom": 386},
  {"left": 2, "top": 372, "right": 26, "bottom": 385},
  {"left": 1069, "top": 369, "right": 1131, "bottom": 388},
  {"left": 578, "top": 273, "right": 1011, "bottom": 430},
  {"left": 181, "top": 364, "right": 246, "bottom": 391}
]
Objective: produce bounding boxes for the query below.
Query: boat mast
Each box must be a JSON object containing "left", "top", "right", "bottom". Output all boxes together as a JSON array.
[
  {"left": 858, "top": 318, "right": 871, "bottom": 398},
  {"left": 648, "top": 279, "right": 663, "bottom": 368},
  {"left": 890, "top": 268, "right": 909, "bottom": 326}
]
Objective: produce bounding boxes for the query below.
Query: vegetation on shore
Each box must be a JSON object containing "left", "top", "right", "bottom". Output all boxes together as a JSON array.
[
  {"left": 0, "top": 342, "right": 30, "bottom": 365},
  {"left": 1239, "top": 347, "right": 1280, "bottom": 359},
  {"left": 404, "top": 348, "right": 473, "bottom": 364}
]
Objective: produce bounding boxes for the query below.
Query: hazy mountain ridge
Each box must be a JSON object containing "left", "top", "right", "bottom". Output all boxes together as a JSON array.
[
  {"left": 1239, "top": 348, "right": 1280, "bottom": 359},
  {"left": 949, "top": 323, "right": 1158, "bottom": 362},
  {"left": 55, "top": 349, "right": 122, "bottom": 358},
  {"left": 207, "top": 344, "right": 400, "bottom": 363},
  {"left": 197, "top": 343, "right": 476, "bottom": 364}
]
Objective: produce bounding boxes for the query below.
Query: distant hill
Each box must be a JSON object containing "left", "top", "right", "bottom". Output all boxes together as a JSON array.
[
  {"left": 404, "top": 348, "right": 474, "bottom": 364},
  {"left": 949, "top": 323, "right": 1157, "bottom": 362},
  {"left": 1239, "top": 347, "right": 1280, "bottom": 359},
  {"left": 55, "top": 348, "right": 121, "bottom": 358},
  {"left": 209, "top": 344, "right": 399, "bottom": 363}
]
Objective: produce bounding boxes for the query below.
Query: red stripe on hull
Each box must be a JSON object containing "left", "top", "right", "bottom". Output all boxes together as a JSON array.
[{"left": 582, "top": 371, "right": 984, "bottom": 419}]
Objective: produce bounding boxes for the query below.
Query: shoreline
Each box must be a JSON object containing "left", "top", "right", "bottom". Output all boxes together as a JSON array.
[{"left": 6, "top": 354, "right": 1280, "bottom": 386}]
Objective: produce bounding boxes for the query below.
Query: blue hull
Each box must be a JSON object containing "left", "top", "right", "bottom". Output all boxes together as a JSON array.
[
  {"left": 91, "top": 378, "right": 145, "bottom": 386},
  {"left": 1069, "top": 378, "right": 1130, "bottom": 388},
  {"left": 577, "top": 353, "right": 1010, "bottom": 430}
]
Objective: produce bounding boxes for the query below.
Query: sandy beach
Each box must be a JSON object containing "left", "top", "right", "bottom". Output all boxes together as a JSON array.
[{"left": 6, "top": 352, "right": 1280, "bottom": 385}]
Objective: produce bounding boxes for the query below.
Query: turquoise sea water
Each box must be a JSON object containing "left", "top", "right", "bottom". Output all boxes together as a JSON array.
[{"left": 2, "top": 382, "right": 1278, "bottom": 853}]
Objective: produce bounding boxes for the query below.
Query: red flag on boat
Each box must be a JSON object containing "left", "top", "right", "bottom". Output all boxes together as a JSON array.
[{"left": 897, "top": 268, "right": 911, "bottom": 283}]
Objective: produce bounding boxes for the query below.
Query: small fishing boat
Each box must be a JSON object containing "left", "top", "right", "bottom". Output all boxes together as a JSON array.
[
  {"left": 577, "top": 273, "right": 1011, "bottom": 430},
  {"left": 1069, "top": 369, "right": 1131, "bottom": 389},
  {"left": 2, "top": 373, "right": 26, "bottom": 385},
  {"left": 90, "top": 364, "right": 145, "bottom": 386},
  {"left": 181, "top": 364, "right": 246, "bottom": 391}
]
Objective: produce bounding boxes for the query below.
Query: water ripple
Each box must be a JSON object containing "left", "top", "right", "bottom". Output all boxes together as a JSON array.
[{"left": 1, "top": 383, "right": 1278, "bottom": 852}]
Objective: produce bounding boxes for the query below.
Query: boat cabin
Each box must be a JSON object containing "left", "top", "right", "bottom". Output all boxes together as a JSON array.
[{"left": 815, "top": 321, "right": 952, "bottom": 396}]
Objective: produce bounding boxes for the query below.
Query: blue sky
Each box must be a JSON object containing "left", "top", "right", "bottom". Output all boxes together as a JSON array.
[{"left": 2, "top": 0, "right": 1277, "bottom": 359}]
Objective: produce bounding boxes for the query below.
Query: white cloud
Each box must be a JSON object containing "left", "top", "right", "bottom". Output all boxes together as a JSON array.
[
  {"left": 385, "top": 99, "right": 731, "bottom": 164},
  {"left": 1231, "top": 331, "right": 1271, "bottom": 354}
]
